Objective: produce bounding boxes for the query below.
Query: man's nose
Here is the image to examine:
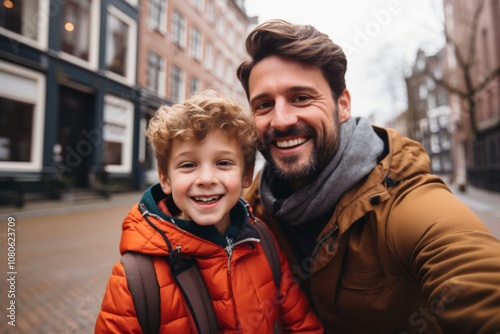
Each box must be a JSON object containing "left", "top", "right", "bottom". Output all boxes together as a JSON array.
[{"left": 270, "top": 100, "right": 297, "bottom": 131}]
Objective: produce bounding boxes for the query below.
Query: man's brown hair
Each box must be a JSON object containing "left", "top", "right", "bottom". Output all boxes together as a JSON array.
[{"left": 237, "top": 19, "right": 347, "bottom": 101}]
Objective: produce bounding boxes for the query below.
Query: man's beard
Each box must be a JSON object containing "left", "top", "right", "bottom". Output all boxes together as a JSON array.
[{"left": 258, "top": 113, "right": 341, "bottom": 181}]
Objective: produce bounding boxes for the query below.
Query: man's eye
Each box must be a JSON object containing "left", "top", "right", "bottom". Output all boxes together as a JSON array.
[
  {"left": 253, "top": 101, "right": 273, "bottom": 112},
  {"left": 293, "top": 95, "right": 310, "bottom": 103}
]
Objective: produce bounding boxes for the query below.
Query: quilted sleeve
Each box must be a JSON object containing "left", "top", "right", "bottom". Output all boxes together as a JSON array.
[
  {"left": 94, "top": 262, "right": 142, "bottom": 334},
  {"left": 276, "top": 237, "right": 324, "bottom": 333}
]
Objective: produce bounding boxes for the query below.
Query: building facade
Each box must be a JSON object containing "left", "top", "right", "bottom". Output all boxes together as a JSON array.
[
  {"left": 136, "top": 0, "right": 254, "bottom": 185},
  {"left": 443, "top": 0, "right": 500, "bottom": 191},
  {"left": 0, "top": 0, "right": 254, "bottom": 205},
  {"left": 405, "top": 48, "right": 454, "bottom": 178}
]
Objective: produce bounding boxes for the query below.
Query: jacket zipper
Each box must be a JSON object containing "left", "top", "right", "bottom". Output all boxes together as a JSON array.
[
  {"left": 311, "top": 224, "right": 339, "bottom": 260},
  {"left": 225, "top": 237, "right": 260, "bottom": 331},
  {"left": 141, "top": 209, "right": 198, "bottom": 333}
]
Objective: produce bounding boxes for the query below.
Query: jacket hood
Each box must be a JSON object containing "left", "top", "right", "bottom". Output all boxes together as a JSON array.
[
  {"left": 119, "top": 184, "right": 260, "bottom": 258},
  {"left": 330, "top": 126, "right": 431, "bottom": 234}
]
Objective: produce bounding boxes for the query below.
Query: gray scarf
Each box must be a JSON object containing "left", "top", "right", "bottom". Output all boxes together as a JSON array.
[{"left": 259, "top": 117, "right": 384, "bottom": 225}]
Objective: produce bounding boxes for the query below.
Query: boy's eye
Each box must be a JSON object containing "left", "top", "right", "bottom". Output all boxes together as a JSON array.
[
  {"left": 179, "top": 162, "right": 196, "bottom": 169},
  {"left": 217, "top": 160, "right": 234, "bottom": 167}
]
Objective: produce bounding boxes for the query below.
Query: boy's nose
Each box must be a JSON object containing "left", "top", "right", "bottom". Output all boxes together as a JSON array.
[{"left": 196, "top": 167, "right": 218, "bottom": 186}]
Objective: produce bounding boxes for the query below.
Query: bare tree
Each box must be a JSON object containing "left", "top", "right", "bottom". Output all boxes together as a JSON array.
[{"left": 430, "top": 0, "right": 500, "bottom": 136}]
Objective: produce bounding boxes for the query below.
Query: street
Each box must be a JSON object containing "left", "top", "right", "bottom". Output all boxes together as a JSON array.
[
  {"left": 0, "top": 193, "right": 139, "bottom": 334},
  {"left": 0, "top": 185, "right": 498, "bottom": 334}
]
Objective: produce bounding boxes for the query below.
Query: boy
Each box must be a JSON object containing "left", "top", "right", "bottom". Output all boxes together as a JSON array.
[{"left": 94, "top": 90, "right": 323, "bottom": 333}]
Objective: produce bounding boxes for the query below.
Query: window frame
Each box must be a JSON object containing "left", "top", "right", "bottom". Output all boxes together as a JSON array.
[
  {"left": 103, "top": 94, "right": 134, "bottom": 174},
  {"left": 0, "top": 61, "right": 46, "bottom": 171},
  {"left": 59, "top": 0, "right": 101, "bottom": 71},
  {"left": 104, "top": 5, "right": 138, "bottom": 86},
  {"left": 0, "top": 0, "right": 50, "bottom": 51}
]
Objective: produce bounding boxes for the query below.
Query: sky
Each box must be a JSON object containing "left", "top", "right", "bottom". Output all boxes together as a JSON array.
[{"left": 245, "top": 0, "right": 446, "bottom": 125}]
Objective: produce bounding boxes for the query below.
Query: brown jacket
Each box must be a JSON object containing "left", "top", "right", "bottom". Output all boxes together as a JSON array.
[{"left": 244, "top": 126, "right": 500, "bottom": 334}]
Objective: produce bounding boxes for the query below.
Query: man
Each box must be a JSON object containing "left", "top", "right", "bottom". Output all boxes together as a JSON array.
[{"left": 237, "top": 19, "right": 500, "bottom": 334}]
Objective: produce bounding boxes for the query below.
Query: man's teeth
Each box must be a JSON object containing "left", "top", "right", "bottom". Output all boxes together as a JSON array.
[
  {"left": 276, "top": 137, "right": 307, "bottom": 148},
  {"left": 194, "top": 196, "right": 220, "bottom": 203}
]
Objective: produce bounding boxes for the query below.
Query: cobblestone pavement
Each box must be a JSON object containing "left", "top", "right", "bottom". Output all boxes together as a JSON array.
[{"left": 0, "top": 193, "right": 140, "bottom": 334}]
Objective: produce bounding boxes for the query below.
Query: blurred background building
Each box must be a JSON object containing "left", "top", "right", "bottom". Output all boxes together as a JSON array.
[{"left": 0, "top": 0, "right": 254, "bottom": 206}]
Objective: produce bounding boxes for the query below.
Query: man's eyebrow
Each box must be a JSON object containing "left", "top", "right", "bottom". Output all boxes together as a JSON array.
[{"left": 250, "top": 86, "right": 318, "bottom": 105}]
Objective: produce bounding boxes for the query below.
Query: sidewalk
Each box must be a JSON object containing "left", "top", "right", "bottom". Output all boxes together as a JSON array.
[
  {"left": 447, "top": 182, "right": 500, "bottom": 212},
  {"left": 0, "top": 191, "right": 143, "bottom": 221}
]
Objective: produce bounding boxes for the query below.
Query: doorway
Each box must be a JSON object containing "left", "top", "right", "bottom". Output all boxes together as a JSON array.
[{"left": 57, "top": 85, "right": 95, "bottom": 188}]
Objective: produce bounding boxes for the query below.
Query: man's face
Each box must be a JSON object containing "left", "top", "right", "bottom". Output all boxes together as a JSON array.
[{"left": 248, "top": 55, "right": 351, "bottom": 181}]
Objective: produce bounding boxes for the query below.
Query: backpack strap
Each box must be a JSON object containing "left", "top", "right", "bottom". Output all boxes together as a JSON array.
[
  {"left": 169, "top": 257, "right": 218, "bottom": 334},
  {"left": 253, "top": 218, "right": 281, "bottom": 289},
  {"left": 121, "top": 252, "right": 160, "bottom": 334}
]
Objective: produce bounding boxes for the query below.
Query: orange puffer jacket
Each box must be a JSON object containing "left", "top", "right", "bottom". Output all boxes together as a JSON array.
[{"left": 95, "top": 185, "right": 323, "bottom": 333}]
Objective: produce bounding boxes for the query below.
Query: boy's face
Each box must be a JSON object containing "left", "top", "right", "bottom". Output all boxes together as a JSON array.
[{"left": 159, "top": 131, "right": 254, "bottom": 233}]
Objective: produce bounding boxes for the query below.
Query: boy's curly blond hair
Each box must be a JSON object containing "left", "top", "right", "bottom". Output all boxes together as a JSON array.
[{"left": 146, "top": 90, "right": 258, "bottom": 176}]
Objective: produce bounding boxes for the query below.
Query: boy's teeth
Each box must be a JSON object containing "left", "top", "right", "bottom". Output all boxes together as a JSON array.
[{"left": 194, "top": 196, "right": 220, "bottom": 203}]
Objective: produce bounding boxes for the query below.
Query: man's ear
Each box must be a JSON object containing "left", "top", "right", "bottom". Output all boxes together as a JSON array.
[
  {"left": 337, "top": 89, "right": 351, "bottom": 123},
  {"left": 158, "top": 170, "right": 172, "bottom": 194},
  {"left": 242, "top": 163, "right": 255, "bottom": 188}
]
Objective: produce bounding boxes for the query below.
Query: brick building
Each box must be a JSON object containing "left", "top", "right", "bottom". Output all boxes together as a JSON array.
[
  {"left": 0, "top": 0, "right": 254, "bottom": 206},
  {"left": 443, "top": 0, "right": 500, "bottom": 191}
]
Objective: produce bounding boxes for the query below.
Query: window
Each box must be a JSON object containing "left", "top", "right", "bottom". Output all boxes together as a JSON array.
[
  {"left": 429, "top": 117, "right": 439, "bottom": 133},
  {"left": 0, "top": 61, "right": 45, "bottom": 171},
  {"left": 441, "top": 133, "right": 451, "bottom": 150},
  {"left": 427, "top": 94, "right": 436, "bottom": 109},
  {"left": 419, "top": 84, "right": 428, "bottom": 99},
  {"left": 59, "top": 0, "right": 100, "bottom": 68},
  {"left": 206, "top": 1, "right": 214, "bottom": 23},
  {"left": 172, "top": 11, "right": 186, "bottom": 47},
  {"left": 205, "top": 42, "right": 213, "bottom": 69},
  {"left": 149, "top": 0, "right": 166, "bottom": 32},
  {"left": 105, "top": 6, "right": 137, "bottom": 85},
  {"left": 147, "top": 51, "right": 165, "bottom": 95},
  {"left": 190, "top": 27, "right": 202, "bottom": 61},
  {"left": 431, "top": 156, "right": 441, "bottom": 172},
  {"left": 103, "top": 95, "right": 134, "bottom": 173},
  {"left": 0, "top": 0, "right": 49, "bottom": 49},
  {"left": 190, "top": 76, "right": 200, "bottom": 95},
  {"left": 191, "top": 0, "right": 204, "bottom": 12},
  {"left": 170, "top": 66, "right": 185, "bottom": 102},
  {"left": 215, "top": 53, "right": 223, "bottom": 78},
  {"left": 430, "top": 134, "right": 440, "bottom": 153},
  {"left": 438, "top": 114, "right": 448, "bottom": 128},
  {"left": 437, "top": 91, "right": 448, "bottom": 106},
  {"left": 225, "top": 61, "right": 234, "bottom": 83},
  {"left": 216, "top": 17, "right": 224, "bottom": 35},
  {"left": 426, "top": 76, "right": 435, "bottom": 91}
]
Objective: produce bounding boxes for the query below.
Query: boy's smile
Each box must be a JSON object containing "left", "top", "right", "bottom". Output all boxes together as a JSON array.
[{"left": 159, "top": 131, "right": 253, "bottom": 233}]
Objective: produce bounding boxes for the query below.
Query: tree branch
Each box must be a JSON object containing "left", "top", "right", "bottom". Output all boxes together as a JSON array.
[{"left": 474, "top": 66, "right": 500, "bottom": 94}]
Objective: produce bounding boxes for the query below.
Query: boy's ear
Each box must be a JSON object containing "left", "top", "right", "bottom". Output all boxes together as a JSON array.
[
  {"left": 158, "top": 170, "right": 172, "bottom": 194},
  {"left": 242, "top": 163, "right": 255, "bottom": 188}
]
